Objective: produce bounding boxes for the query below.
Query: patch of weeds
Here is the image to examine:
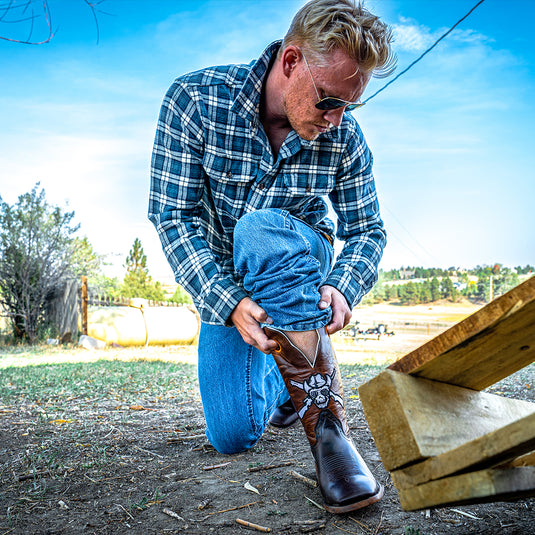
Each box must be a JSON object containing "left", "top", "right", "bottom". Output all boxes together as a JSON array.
[
  {"left": 26, "top": 477, "right": 49, "bottom": 499},
  {"left": 129, "top": 496, "right": 150, "bottom": 513},
  {"left": 6, "top": 506, "right": 21, "bottom": 527},
  {"left": 127, "top": 489, "right": 166, "bottom": 515},
  {"left": 267, "top": 510, "right": 288, "bottom": 516},
  {"left": 404, "top": 527, "right": 423, "bottom": 535}
]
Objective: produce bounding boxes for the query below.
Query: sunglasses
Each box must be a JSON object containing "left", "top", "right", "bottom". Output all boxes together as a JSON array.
[{"left": 301, "top": 50, "right": 365, "bottom": 112}]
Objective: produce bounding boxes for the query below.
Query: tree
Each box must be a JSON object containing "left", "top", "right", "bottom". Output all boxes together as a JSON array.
[
  {"left": 0, "top": 184, "right": 79, "bottom": 342},
  {"left": 169, "top": 284, "right": 193, "bottom": 305},
  {"left": 429, "top": 277, "right": 441, "bottom": 302},
  {"left": 70, "top": 236, "right": 104, "bottom": 279},
  {"left": 120, "top": 238, "right": 166, "bottom": 300}
]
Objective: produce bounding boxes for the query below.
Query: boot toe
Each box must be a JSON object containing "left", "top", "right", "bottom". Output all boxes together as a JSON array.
[{"left": 323, "top": 481, "right": 384, "bottom": 513}]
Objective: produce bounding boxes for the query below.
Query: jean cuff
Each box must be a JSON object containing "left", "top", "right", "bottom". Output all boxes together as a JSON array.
[{"left": 261, "top": 316, "right": 331, "bottom": 332}]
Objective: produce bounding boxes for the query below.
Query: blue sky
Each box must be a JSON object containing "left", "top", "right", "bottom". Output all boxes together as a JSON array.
[{"left": 1, "top": 0, "right": 533, "bottom": 282}]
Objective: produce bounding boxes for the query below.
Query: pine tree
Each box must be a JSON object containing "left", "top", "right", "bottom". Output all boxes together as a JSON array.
[{"left": 121, "top": 238, "right": 165, "bottom": 300}]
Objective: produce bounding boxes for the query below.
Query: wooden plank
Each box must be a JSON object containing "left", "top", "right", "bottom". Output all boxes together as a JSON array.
[
  {"left": 359, "top": 370, "right": 535, "bottom": 471},
  {"left": 499, "top": 450, "right": 535, "bottom": 468},
  {"left": 397, "top": 466, "right": 535, "bottom": 511},
  {"left": 391, "top": 412, "right": 535, "bottom": 490},
  {"left": 388, "top": 276, "right": 535, "bottom": 389}
]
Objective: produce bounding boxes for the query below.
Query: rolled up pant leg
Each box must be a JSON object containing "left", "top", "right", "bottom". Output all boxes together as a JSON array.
[{"left": 233, "top": 209, "right": 334, "bottom": 331}]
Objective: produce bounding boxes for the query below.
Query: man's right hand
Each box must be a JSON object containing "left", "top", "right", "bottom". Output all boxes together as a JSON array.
[{"left": 230, "top": 297, "right": 279, "bottom": 354}]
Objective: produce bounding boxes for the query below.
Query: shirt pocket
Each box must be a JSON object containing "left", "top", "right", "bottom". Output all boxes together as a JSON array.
[
  {"left": 203, "top": 154, "right": 255, "bottom": 224},
  {"left": 281, "top": 171, "right": 335, "bottom": 197}
]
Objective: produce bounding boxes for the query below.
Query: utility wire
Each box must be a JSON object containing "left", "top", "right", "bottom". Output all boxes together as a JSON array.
[
  {"left": 363, "top": 0, "right": 487, "bottom": 104},
  {"left": 382, "top": 203, "right": 442, "bottom": 266}
]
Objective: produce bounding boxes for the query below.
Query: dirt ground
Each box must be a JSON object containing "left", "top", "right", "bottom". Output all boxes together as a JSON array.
[{"left": 1, "top": 303, "right": 534, "bottom": 535}]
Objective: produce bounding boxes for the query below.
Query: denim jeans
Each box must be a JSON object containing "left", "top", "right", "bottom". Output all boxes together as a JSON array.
[
  {"left": 234, "top": 209, "right": 334, "bottom": 331},
  {"left": 198, "top": 209, "right": 334, "bottom": 454}
]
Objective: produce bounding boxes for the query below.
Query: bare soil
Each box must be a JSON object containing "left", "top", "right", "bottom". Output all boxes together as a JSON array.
[{"left": 1, "top": 303, "right": 534, "bottom": 535}]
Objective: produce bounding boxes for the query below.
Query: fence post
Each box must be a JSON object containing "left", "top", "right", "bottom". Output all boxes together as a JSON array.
[{"left": 81, "top": 276, "right": 88, "bottom": 335}]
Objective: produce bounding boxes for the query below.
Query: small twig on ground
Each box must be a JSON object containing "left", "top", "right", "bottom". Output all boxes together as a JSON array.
[
  {"left": 304, "top": 496, "right": 325, "bottom": 511},
  {"left": 18, "top": 469, "right": 49, "bottom": 481},
  {"left": 162, "top": 507, "right": 184, "bottom": 521},
  {"left": 206, "top": 501, "right": 262, "bottom": 516},
  {"left": 372, "top": 510, "right": 384, "bottom": 535},
  {"left": 248, "top": 461, "right": 294, "bottom": 472},
  {"left": 450, "top": 508, "right": 482, "bottom": 520},
  {"left": 236, "top": 518, "right": 271, "bottom": 532},
  {"left": 332, "top": 520, "right": 359, "bottom": 533},
  {"left": 202, "top": 461, "right": 231, "bottom": 471},
  {"left": 134, "top": 445, "right": 164, "bottom": 458},
  {"left": 289, "top": 470, "right": 317, "bottom": 487},
  {"left": 294, "top": 520, "right": 327, "bottom": 533},
  {"left": 197, "top": 498, "right": 211, "bottom": 510},
  {"left": 115, "top": 503, "right": 134, "bottom": 520},
  {"left": 167, "top": 434, "right": 205, "bottom": 443},
  {"left": 349, "top": 516, "right": 372, "bottom": 533}
]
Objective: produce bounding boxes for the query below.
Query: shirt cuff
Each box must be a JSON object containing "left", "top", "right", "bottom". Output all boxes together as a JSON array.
[
  {"left": 200, "top": 278, "right": 249, "bottom": 326},
  {"left": 323, "top": 271, "right": 364, "bottom": 310}
]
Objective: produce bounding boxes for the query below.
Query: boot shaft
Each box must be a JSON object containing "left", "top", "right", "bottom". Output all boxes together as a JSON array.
[{"left": 265, "top": 326, "right": 349, "bottom": 444}]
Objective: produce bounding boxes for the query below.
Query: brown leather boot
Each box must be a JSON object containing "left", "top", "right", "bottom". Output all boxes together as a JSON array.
[{"left": 265, "top": 326, "right": 383, "bottom": 513}]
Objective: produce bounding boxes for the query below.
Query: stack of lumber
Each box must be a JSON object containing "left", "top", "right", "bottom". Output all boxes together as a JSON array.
[{"left": 359, "top": 277, "right": 535, "bottom": 511}]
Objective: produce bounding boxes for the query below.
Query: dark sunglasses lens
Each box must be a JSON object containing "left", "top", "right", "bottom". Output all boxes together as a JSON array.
[{"left": 315, "top": 97, "right": 346, "bottom": 110}]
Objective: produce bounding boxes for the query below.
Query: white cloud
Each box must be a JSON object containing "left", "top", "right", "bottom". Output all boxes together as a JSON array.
[
  {"left": 392, "top": 15, "right": 491, "bottom": 54},
  {"left": 392, "top": 17, "right": 434, "bottom": 52}
]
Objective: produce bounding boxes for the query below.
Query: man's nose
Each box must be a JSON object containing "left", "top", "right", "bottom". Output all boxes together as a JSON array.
[{"left": 323, "top": 107, "right": 346, "bottom": 127}]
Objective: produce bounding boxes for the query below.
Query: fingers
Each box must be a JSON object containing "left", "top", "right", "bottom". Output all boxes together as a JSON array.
[
  {"left": 319, "top": 285, "right": 352, "bottom": 335},
  {"left": 230, "top": 298, "right": 278, "bottom": 354},
  {"left": 249, "top": 300, "right": 273, "bottom": 325}
]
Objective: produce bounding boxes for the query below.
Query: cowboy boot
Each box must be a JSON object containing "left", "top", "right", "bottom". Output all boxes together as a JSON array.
[
  {"left": 269, "top": 398, "right": 299, "bottom": 428},
  {"left": 265, "top": 326, "right": 383, "bottom": 514}
]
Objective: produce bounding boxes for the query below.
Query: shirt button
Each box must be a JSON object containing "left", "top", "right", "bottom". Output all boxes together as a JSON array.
[
  {"left": 226, "top": 171, "right": 233, "bottom": 178},
  {"left": 305, "top": 185, "right": 312, "bottom": 193},
  {"left": 258, "top": 183, "right": 265, "bottom": 190}
]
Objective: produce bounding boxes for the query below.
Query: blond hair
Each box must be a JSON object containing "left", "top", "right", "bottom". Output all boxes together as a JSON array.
[{"left": 280, "top": 0, "right": 396, "bottom": 78}]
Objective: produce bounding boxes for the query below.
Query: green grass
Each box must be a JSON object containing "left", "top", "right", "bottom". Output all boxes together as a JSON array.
[
  {"left": 0, "top": 358, "right": 199, "bottom": 405},
  {"left": 0, "top": 344, "right": 386, "bottom": 408}
]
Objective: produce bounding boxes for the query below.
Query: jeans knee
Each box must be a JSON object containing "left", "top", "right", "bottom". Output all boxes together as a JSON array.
[
  {"left": 234, "top": 209, "right": 290, "bottom": 274},
  {"left": 206, "top": 418, "right": 263, "bottom": 454},
  {"left": 234, "top": 209, "right": 286, "bottom": 247}
]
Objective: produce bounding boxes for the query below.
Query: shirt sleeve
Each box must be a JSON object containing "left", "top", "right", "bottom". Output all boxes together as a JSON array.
[
  {"left": 323, "top": 125, "right": 387, "bottom": 308},
  {"left": 148, "top": 80, "right": 248, "bottom": 325}
]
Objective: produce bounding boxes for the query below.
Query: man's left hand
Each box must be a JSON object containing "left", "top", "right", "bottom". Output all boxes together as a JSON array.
[{"left": 318, "top": 285, "right": 352, "bottom": 335}]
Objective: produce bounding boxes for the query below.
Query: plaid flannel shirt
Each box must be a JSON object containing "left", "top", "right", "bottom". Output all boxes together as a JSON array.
[{"left": 149, "top": 41, "right": 386, "bottom": 325}]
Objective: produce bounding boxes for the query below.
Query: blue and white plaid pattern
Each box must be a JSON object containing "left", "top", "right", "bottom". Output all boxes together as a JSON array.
[{"left": 149, "top": 41, "right": 386, "bottom": 325}]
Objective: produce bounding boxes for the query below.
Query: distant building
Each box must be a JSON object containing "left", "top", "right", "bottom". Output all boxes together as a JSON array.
[{"left": 399, "top": 269, "right": 416, "bottom": 280}]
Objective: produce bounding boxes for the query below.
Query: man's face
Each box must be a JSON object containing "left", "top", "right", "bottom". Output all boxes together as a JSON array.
[{"left": 283, "top": 48, "right": 370, "bottom": 141}]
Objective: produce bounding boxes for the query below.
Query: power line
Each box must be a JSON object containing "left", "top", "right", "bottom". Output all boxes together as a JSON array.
[
  {"left": 382, "top": 203, "right": 442, "bottom": 266},
  {"left": 363, "top": 0, "right": 487, "bottom": 104}
]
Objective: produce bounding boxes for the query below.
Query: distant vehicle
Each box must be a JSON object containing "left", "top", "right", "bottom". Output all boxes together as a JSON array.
[{"left": 341, "top": 322, "right": 394, "bottom": 340}]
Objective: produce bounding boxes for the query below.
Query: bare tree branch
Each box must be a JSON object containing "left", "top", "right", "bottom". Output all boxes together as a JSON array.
[{"left": 0, "top": 0, "right": 104, "bottom": 45}]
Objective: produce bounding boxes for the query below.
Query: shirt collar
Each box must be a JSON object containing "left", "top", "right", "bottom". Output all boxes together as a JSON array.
[{"left": 231, "top": 40, "right": 281, "bottom": 124}]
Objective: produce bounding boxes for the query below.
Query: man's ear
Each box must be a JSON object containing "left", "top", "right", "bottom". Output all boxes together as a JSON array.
[{"left": 280, "top": 45, "right": 302, "bottom": 79}]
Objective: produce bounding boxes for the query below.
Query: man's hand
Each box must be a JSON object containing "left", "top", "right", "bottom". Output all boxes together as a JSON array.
[
  {"left": 230, "top": 297, "right": 279, "bottom": 354},
  {"left": 318, "top": 285, "right": 352, "bottom": 335}
]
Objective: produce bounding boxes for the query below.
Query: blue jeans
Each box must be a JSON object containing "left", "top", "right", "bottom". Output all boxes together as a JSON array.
[{"left": 198, "top": 209, "right": 334, "bottom": 454}]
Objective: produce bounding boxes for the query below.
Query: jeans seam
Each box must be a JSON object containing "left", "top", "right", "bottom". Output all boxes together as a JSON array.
[{"left": 246, "top": 343, "right": 261, "bottom": 440}]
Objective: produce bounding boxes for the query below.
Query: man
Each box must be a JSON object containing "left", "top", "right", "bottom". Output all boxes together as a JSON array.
[{"left": 149, "top": 0, "right": 395, "bottom": 514}]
